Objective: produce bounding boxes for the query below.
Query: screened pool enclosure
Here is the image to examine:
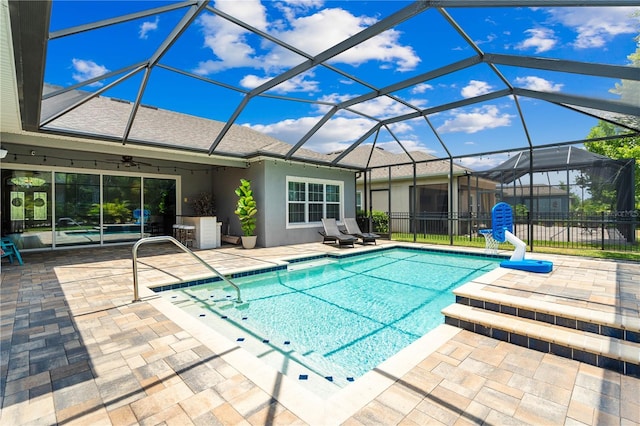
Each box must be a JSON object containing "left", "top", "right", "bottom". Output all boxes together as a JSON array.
[{"left": 3, "top": 0, "right": 639, "bottom": 251}]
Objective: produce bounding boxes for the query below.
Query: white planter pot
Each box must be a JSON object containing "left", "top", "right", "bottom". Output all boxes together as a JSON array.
[{"left": 241, "top": 235, "right": 257, "bottom": 249}]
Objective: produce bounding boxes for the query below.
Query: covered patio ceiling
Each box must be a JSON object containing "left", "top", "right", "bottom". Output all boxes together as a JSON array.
[{"left": 8, "top": 0, "right": 640, "bottom": 171}]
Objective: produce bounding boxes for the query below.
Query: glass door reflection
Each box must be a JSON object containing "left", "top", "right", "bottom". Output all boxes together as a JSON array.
[{"left": 102, "top": 175, "right": 143, "bottom": 244}]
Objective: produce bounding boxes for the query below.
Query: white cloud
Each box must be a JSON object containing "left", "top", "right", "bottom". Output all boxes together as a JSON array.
[
  {"left": 247, "top": 115, "right": 375, "bottom": 153},
  {"left": 375, "top": 140, "right": 436, "bottom": 155},
  {"left": 240, "top": 74, "right": 270, "bottom": 89},
  {"left": 139, "top": 16, "right": 159, "bottom": 39},
  {"left": 347, "top": 96, "right": 416, "bottom": 119},
  {"left": 411, "top": 83, "right": 433, "bottom": 94},
  {"left": 515, "top": 76, "right": 563, "bottom": 92},
  {"left": 516, "top": 28, "right": 557, "bottom": 53},
  {"left": 193, "top": 0, "right": 268, "bottom": 74},
  {"left": 71, "top": 59, "right": 109, "bottom": 86},
  {"left": 311, "top": 93, "right": 355, "bottom": 114},
  {"left": 436, "top": 105, "right": 513, "bottom": 134},
  {"left": 311, "top": 93, "right": 426, "bottom": 117},
  {"left": 194, "top": 3, "right": 421, "bottom": 83},
  {"left": 244, "top": 105, "right": 426, "bottom": 154},
  {"left": 215, "top": 0, "right": 269, "bottom": 31},
  {"left": 461, "top": 80, "right": 493, "bottom": 98},
  {"left": 474, "top": 33, "right": 497, "bottom": 46},
  {"left": 267, "top": 7, "right": 420, "bottom": 71},
  {"left": 274, "top": 0, "right": 325, "bottom": 22},
  {"left": 386, "top": 121, "right": 416, "bottom": 135},
  {"left": 547, "top": 7, "right": 640, "bottom": 48},
  {"left": 457, "top": 155, "right": 505, "bottom": 171},
  {"left": 240, "top": 71, "right": 320, "bottom": 93},
  {"left": 279, "top": 0, "right": 325, "bottom": 9}
]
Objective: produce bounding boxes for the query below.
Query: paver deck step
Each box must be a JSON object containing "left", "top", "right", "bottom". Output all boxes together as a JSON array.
[
  {"left": 453, "top": 282, "right": 640, "bottom": 340},
  {"left": 442, "top": 303, "right": 639, "bottom": 377}
]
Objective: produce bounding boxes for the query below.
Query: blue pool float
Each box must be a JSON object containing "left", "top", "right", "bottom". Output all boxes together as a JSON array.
[
  {"left": 500, "top": 259, "right": 553, "bottom": 273},
  {"left": 491, "top": 202, "right": 553, "bottom": 273}
]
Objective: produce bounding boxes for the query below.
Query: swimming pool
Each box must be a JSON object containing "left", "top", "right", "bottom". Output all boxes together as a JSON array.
[{"left": 158, "top": 247, "right": 500, "bottom": 387}]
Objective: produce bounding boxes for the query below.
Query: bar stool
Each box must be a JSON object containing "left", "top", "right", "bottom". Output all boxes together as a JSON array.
[
  {"left": 182, "top": 225, "right": 196, "bottom": 248},
  {"left": 172, "top": 224, "right": 181, "bottom": 241}
]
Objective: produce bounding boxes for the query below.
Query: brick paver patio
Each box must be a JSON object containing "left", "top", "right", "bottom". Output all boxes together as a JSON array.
[{"left": 1, "top": 242, "right": 638, "bottom": 425}]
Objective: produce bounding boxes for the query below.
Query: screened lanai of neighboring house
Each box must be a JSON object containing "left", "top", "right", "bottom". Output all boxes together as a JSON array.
[
  {"left": 2, "top": 0, "right": 639, "bottom": 250},
  {"left": 478, "top": 146, "right": 636, "bottom": 215}
]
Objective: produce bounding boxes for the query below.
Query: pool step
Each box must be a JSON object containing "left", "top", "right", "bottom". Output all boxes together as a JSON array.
[
  {"left": 453, "top": 282, "right": 640, "bottom": 339},
  {"left": 287, "top": 258, "right": 337, "bottom": 271},
  {"left": 442, "top": 282, "right": 640, "bottom": 377}
]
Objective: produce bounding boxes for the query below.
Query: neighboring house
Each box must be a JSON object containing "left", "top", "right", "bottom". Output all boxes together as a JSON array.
[
  {"left": 339, "top": 147, "right": 497, "bottom": 235},
  {"left": 478, "top": 146, "right": 636, "bottom": 219},
  {"left": 498, "top": 184, "right": 571, "bottom": 217}
]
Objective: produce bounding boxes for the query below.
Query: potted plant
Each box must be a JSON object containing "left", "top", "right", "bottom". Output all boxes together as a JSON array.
[
  {"left": 184, "top": 192, "right": 219, "bottom": 249},
  {"left": 234, "top": 178, "right": 257, "bottom": 249},
  {"left": 193, "top": 192, "right": 216, "bottom": 216}
]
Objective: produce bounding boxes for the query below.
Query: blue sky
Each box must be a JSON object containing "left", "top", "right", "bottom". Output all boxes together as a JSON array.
[{"left": 45, "top": 1, "right": 639, "bottom": 169}]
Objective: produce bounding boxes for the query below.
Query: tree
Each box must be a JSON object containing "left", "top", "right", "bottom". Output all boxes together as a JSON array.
[
  {"left": 609, "top": 31, "right": 639, "bottom": 129},
  {"left": 585, "top": 121, "right": 639, "bottom": 210},
  {"left": 584, "top": 32, "right": 640, "bottom": 209},
  {"left": 89, "top": 200, "right": 131, "bottom": 224},
  {"left": 560, "top": 180, "right": 583, "bottom": 212}
]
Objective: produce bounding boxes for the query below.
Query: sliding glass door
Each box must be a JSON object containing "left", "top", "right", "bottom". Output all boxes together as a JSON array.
[
  {"left": 1, "top": 170, "right": 52, "bottom": 249},
  {"left": 143, "top": 177, "right": 177, "bottom": 237},
  {"left": 102, "top": 175, "right": 143, "bottom": 244},
  {"left": 1, "top": 168, "right": 178, "bottom": 250},
  {"left": 55, "top": 172, "right": 101, "bottom": 247}
]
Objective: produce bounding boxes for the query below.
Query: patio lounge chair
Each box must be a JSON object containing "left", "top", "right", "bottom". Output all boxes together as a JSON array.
[
  {"left": 343, "top": 218, "right": 380, "bottom": 245},
  {"left": 319, "top": 218, "right": 357, "bottom": 247},
  {"left": 1, "top": 237, "right": 23, "bottom": 265}
]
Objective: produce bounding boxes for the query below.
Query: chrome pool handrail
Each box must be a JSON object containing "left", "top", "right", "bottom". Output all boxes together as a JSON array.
[{"left": 132, "top": 236, "right": 242, "bottom": 303}]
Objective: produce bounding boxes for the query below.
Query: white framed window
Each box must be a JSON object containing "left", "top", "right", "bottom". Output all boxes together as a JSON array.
[
  {"left": 286, "top": 176, "right": 343, "bottom": 227},
  {"left": 356, "top": 191, "right": 362, "bottom": 212}
]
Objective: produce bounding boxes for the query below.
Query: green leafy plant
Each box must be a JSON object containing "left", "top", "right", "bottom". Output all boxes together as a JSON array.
[
  {"left": 89, "top": 200, "right": 130, "bottom": 224},
  {"left": 371, "top": 210, "right": 389, "bottom": 233},
  {"left": 357, "top": 210, "right": 389, "bottom": 233},
  {"left": 234, "top": 179, "right": 257, "bottom": 236},
  {"left": 514, "top": 204, "right": 528, "bottom": 216}
]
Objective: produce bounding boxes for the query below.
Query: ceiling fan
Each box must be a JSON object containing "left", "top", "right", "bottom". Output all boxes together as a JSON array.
[{"left": 119, "top": 155, "right": 152, "bottom": 168}]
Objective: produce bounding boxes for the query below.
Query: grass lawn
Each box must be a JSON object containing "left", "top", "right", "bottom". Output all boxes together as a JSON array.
[{"left": 392, "top": 234, "right": 640, "bottom": 262}]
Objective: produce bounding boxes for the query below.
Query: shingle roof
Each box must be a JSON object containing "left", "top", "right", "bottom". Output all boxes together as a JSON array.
[
  {"left": 501, "top": 184, "right": 570, "bottom": 197},
  {"left": 42, "top": 84, "right": 330, "bottom": 162},
  {"left": 10, "top": 1, "right": 637, "bottom": 170},
  {"left": 332, "top": 145, "right": 472, "bottom": 181},
  {"left": 43, "top": 84, "right": 465, "bottom": 171}
]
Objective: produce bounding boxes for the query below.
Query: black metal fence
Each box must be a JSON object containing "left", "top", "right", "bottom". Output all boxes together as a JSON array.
[{"left": 385, "top": 211, "right": 639, "bottom": 252}]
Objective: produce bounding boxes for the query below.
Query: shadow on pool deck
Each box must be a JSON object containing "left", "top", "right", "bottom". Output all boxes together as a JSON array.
[{"left": 1, "top": 241, "right": 638, "bottom": 425}]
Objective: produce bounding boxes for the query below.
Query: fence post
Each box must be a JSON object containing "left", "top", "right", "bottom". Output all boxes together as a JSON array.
[
  {"left": 528, "top": 211, "right": 534, "bottom": 252},
  {"left": 601, "top": 211, "right": 605, "bottom": 250}
]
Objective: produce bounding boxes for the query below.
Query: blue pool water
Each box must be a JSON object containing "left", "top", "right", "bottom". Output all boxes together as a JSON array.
[{"left": 159, "top": 248, "right": 500, "bottom": 385}]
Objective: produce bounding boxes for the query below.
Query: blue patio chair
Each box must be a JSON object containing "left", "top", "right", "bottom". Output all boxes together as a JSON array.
[
  {"left": 1, "top": 237, "right": 23, "bottom": 265},
  {"left": 133, "top": 209, "right": 150, "bottom": 224}
]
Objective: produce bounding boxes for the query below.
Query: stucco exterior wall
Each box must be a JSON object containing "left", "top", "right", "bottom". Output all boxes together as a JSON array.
[
  {"left": 263, "top": 160, "right": 355, "bottom": 247},
  {"left": 212, "top": 159, "right": 355, "bottom": 248},
  {"left": 363, "top": 175, "right": 454, "bottom": 213},
  {"left": 1, "top": 142, "right": 214, "bottom": 217},
  {"left": 211, "top": 163, "right": 261, "bottom": 244},
  {"left": 3, "top": 143, "right": 356, "bottom": 249}
]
